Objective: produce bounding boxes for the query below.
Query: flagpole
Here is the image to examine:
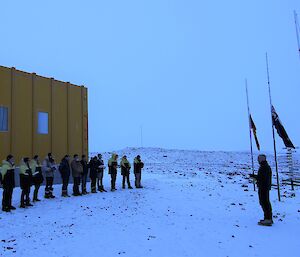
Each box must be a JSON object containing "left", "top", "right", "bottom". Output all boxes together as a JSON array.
[
  {"left": 245, "top": 79, "right": 256, "bottom": 191},
  {"left": 266, "top": 53, "right": 281, "bottom": 201},
  {"left": 294, "top": 10, "right": 300, "bottom": 60}
]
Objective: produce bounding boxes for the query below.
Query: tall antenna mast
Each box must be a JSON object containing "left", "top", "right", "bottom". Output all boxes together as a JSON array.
[{"left": 294, "top": 10, "right": 300, "bottom": 60}]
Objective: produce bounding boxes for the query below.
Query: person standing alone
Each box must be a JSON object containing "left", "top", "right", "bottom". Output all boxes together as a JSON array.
[
  {"left": 134, "top": 155, "right": 144, "bottom": 188},
  {"left": 251, "top": 154, "right": 273, "bottom": 226}
]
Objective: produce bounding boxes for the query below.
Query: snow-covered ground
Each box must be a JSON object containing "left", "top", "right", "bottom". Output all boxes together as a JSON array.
[{"left": 1, "top": 148, "right": 300, "bottom": 257}]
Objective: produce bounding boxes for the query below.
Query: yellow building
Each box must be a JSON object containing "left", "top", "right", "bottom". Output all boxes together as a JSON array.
[{"left": 0, "top": 66, "right": 88, "bottom": 163}]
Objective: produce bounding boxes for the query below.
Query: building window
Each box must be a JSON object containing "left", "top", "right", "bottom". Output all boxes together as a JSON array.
[
  {"left": 0, "top": 106, "right": 8, "bottom": 132},
  {"left": 38, "top": 112, "right": 49, "bottom": 134}
]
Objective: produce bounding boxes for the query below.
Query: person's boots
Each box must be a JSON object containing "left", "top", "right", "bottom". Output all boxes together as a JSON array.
[
  {"left": 258, "top": 219, "right": 273, "bottom": 226},
  {"left": 100, "top": 186, "right": 107, "bottom": 192},
  {"left": 62, "top": 191, "right": 68, "bottom": 197},
  {"left": 128, "top": 184, "right": 133, "bottom": 189},
  {"left": 2, "top": 206, "right": 11, "bottom": 212},
  {"left": 91, "top": 188, "right": 97, "bottom": 193},
  {"left": 9, "top": 206, "right": 16, "bottom": 210},
  {"left": 122, "top": 184, "right": 125, "bottom": 189},
  {"left": 26, "top": 201, "right": 33, "bottom": 207}
]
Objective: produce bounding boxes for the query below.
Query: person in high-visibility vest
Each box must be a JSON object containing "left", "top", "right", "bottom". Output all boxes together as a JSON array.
[
  {"left": 19, "top": 157, "right": 33, "bottom": 208},
  {"left": 0, "top": 155, "right": 16, "bottom": 212},
  {"left": 30, "top": 155, "right": 44, "bottom": 202}
]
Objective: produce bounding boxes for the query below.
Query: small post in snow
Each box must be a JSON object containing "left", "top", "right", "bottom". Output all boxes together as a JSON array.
[{"left": 266, "top": 53, "right": 281, "bottom": 202}]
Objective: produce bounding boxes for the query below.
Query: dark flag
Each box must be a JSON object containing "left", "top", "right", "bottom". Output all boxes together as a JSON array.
[
  {"left": 249, "top": 115, "right": 260, "bottom": 151},
  {"left": 271, "top": 105, "right": 295, "bottom": 149}
]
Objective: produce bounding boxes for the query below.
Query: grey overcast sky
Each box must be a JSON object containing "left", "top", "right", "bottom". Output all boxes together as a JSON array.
[{"left": 1, "top": 0, "right": 299, "bottom": 152}]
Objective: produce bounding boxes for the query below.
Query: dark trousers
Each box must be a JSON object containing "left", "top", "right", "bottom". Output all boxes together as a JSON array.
[
  {"left": 135, "top": 172, "right": 142, "bottom": 188},
  {"left": 33, "top": 183, "right": 41, "bottom": 200},
  {"left": 2, "top": 187, "right": 13, "bottom": 208},
  {"left": 21, "top": 186, "right": 30, "bottom": 205},
  {"left": 45, "top": 177, "right": 54, "bottom": 196},
  {"left": 97, "top": 171, "right": 104, "bottom": 189},
  {"left": 91, "top": 177, "right": 97, "bottom": 192},
  {"left": 258, "top": 189, "right": 272, "bottom": 220},
  {"left": 122, "top": 174, "right": 131, "bottom": 188},
  {"left": 82, "top": 173, "right": 88, "bottom": 192},
  {"left": 73, "top": 177, "right": 81, "bottom": 195},
  {"left": 111, "top": 173, "right": 117, "bottom": 189},
  {"left": 61, "top": 175, "right": 69, "bottom": 195}
]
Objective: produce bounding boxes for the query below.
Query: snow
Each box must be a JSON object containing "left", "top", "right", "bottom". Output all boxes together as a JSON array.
[{"left": 1, "top": 148, "right": 300, "bottom": 257}]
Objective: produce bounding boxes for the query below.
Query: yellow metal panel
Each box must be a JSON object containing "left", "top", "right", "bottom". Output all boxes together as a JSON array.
[
  {"left": 68, "top": 84, "right": 83, "bottom": 157},
  {"left": 81, "top": 87, "right": 88, "bottom": 157},
  {"left": 52, "top": 80, "right": 68, "bottom": 162},
  {"left": 12, "top": 70, "right": 33, "bottom": 162},
  {"left": 0, "top": 66, "right": 11, "bottom": 161},
  {"left": 33, "top": 75, "right": 51, "bottom": 158}
]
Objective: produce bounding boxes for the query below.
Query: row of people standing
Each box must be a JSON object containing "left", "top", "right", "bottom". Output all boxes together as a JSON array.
[{"left": 0, "top": 153, "right": 144, "bottom": 212}]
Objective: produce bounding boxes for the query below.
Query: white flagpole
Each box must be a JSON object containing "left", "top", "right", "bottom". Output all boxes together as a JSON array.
[
  {"left": 266, "top": 53, "right": 281, "bottom": 201},
  {"left": 294, "top": 10, "right": 300, "bottom": 60},
  {"left": 245, "top": 79, "right": 256, "bottom": 191}
]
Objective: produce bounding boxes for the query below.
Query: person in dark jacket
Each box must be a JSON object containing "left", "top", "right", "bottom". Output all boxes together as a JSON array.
[
  {"left": 108, "top": 154, "right": 118, "bottom": 191},
  {"left": 120, "top": 155, "right": 133, "bottom": 189},
  {"left": 59, "top": 155, "right": 71, "bottom": 197},
  {"left": 89, "top": 156, "right": 98, "bottom": 193},
  {"left": 1, "top": 155, "right": 16, "bottom": 212},
  {"left": 250, "top": 154, "right": 273, "bottom": 226},
  {"left": 134, "top": 155, "right": 144, "bottom": 188},
  {"left": 30, "top": 155, "right": 44, "bottom": 202},
  {"left": 81, "top": 155, "right": 89, "bottom": 194},
  {"left": 19, "top": 157, "right": 33, "bottom": 208},
  {"left": 71, "top": 154, "right": 83, "bottom": 196},
  {"left": 96, "top": 154, "right": 106, "bottom": 192}
]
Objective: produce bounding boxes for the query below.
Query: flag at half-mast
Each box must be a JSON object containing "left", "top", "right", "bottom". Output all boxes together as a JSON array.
[
  {"left": 249, "top": 114, "right": 260, "bottom": 151},
  {"left": 271, "top": 105, "right": 295, "bottom": 149}
]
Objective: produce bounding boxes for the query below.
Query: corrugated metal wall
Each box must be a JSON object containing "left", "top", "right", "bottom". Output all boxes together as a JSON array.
[{"left": 0, "top": 66, "right": 88, "bottom": 163}]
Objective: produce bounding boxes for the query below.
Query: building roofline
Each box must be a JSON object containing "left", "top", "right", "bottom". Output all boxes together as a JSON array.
[{"left": 0, "top": 65, "right": 86, "bottom": 88}]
